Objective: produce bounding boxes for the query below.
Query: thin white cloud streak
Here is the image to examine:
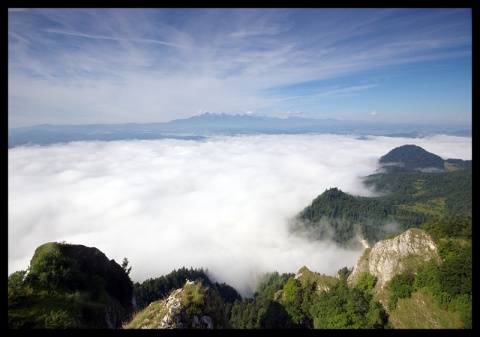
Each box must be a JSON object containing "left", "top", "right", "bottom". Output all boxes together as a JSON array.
[
  {"left": 273, "top": 84, "right": 380, "bottom": 105},
  {"left": 8, "top": 134, "right": 471, "bottom": 297},
  {"left": 8, "top": 8, "right": 472, "bottom": 127},
  {"left": 316, "top": 84, "right": 378, "bottom": 97},
  {"left": 42, "top": 28, "right": 192, "bottom": 49}
]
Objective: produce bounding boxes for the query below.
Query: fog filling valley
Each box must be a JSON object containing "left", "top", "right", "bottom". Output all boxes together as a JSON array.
[{"left": 8, "top": 134, "right": 472, "bottom": 297}]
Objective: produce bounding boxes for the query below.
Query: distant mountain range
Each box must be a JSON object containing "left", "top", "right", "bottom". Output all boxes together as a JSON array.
[{"left": 8, "top": 113, "right": 472, "bottom": 148}]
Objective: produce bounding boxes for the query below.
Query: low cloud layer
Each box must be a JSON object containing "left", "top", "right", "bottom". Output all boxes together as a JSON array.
[{"left": 8, "top": 134, "right": 471, "bottom": 297}]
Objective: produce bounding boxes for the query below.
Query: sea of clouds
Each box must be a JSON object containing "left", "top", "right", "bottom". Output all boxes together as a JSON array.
[{"left": 8, "top": 133, "right": 471, "bottom": 297}]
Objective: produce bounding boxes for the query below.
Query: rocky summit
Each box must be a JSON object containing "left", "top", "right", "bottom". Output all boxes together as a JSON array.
[{"left": 123, "top": 279, "right": 229, "bottom": 329}]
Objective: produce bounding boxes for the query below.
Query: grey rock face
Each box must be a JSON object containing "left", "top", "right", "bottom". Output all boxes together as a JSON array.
[
  {"left": 135, "top": 281, "right": 222, "bottom": 329},
  {"left": 348, "top": 228, "right": 441, "bottom": 288}
]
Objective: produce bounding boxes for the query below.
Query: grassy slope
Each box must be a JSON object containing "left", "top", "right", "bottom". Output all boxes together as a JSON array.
[{"left": 386, "top": 288, "right": 462, "bottom": 329}]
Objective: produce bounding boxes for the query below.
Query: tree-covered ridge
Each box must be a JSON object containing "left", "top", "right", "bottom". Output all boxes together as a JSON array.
[
  {"left": 293, "top": 145, "right": 471, "bottom": 246},
  {"left": 444, "top": 158, "right": 472, "bottom": 170},
  {"left": 294, "top": 188, "right": 393, "bottom": 246},
  {"left": 228, "top": 267, "right": 391, "bottom": 329}
]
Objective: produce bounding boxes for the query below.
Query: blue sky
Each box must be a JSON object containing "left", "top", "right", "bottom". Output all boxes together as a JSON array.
[{"left": 8, "top": 8, "right": 472, "bottom": 128}]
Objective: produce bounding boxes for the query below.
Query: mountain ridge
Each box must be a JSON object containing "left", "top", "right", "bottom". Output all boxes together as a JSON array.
[
  {"left": 8, "top": 113, "right": 472, "bottom": 148},
  {"left": 293, "top": 144, "right": 471, "bottom": 247}
]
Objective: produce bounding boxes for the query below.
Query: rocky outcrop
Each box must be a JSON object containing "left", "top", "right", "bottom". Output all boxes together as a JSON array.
[
  {"left": 123, "top": 280, "right": 228, "bottom": 329},
  {"left": 347, "top": 228, "right": 441, "bottom": 288},
  {"left": 294, "top": 266, "right": 338, "bottom": 292}
]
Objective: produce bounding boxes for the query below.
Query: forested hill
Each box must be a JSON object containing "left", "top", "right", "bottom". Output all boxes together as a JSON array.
[
  {"left": 379, "top": 144, "right": 445, "bottom": 171},
  {"left": 378, "top": 144, "right": 472, "bottom": 172},
  {"left": 292, "top": 145, "right": 472, "bottom": 247}
]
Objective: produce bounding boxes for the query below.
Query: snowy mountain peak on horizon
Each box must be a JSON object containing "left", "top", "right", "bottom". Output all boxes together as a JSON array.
[
  {"left": 191, "top": 111, "right": 261, "bottom": 117},
  {"left": 184, "top": 111, "right": 274, "bottom": 121},
  {"left": 185, "top": 111, "right": 343, "bottom": 121},
  {"left": 8, "top": 113, "right": 472, "bottom": 148}
]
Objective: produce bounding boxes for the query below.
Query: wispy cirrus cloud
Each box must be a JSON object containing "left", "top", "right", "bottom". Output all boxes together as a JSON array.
[
  {"left": 42, "top": 28, "right": 193, "bottom": 49},
  {"left": 8, "top": 8, "right": 471, "bottom": 127}
]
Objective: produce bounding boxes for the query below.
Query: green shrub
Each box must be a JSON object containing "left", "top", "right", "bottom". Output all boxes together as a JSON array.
[
  {"left": 388, "top": 273, "right": 414, "bottom": 299},
  {"left": 43, "top": 309, "right": 76, "bottom": 329},
  {"left": 355, "top": 272, "right": 377, "bottom": 293}
]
